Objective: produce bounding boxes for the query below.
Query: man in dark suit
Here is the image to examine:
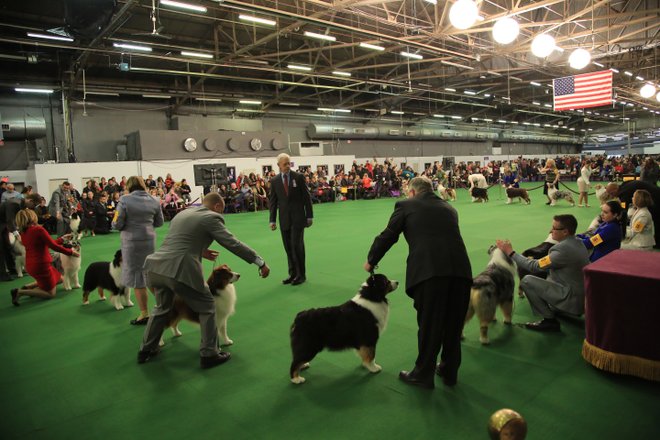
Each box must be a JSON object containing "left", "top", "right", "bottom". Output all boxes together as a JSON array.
[
  {"left": 269, "top": 153, "right": 314, "bottom": 286},
  {"left": 365, "top": 176, "right": 472, "bottom": 389}
]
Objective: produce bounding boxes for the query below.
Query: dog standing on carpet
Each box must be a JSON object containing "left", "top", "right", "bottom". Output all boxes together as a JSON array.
[
  {"left": 465, "top": 246, "right": 517, "bottom": 345},
  {"left": 289, "top": 273, "right": 398, "bottom": 384},
  {"left": 471, "top": 187, "right": 489, "bottom": 203},
  {"left": 8, "top": 232, "right": 26, "bottom": 278},
  {"left": 160, "top": 264, "right": 239, "bottom": 347},
  {"left": 70, "top": 213, "right": 82, "bottom": 241},
  {"left": 82, "top": 250, "right": 131, "bottom": 309},
  {"left": 59, "top": 241, "right": 82, "bottom": 291},
  {"left": 437, "top": 184, "right": 457, "bottom": 201},
  {"left": 547, "top": 184, "right": 575, "bottom": 206},
  {"left": 505, "top": 187, "right": 531, "bottom": 205}
]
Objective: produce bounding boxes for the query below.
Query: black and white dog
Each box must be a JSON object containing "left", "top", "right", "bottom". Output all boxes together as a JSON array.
[
  {"left": 289, "top": 273, "right": 398, "bottom": 384},
  {"left": 471, "top": 187, "right": 489, "bottom": 203},
  {"left": 70, "top": 212, "right": 82, "bottom": 241},
  {"left": 82, "top": 250, "right": 131, "bottom": 309},
  {"left": 465, "top": 246, "right": 517, "bottom": 345}
]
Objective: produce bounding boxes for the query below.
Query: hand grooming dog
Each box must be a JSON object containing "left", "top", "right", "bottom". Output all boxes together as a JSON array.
[
  {"left": 465, "top": 246, "right": 517, "bottom": 345},
  {"left": 471, "top": 187, "right": 489, "bottom": 203},
  {"left": 70, "top": 212, "right": 82, "bottom": 241},
  {"left": 289, "top": 273, "right": 399, "bottom": 384},
  {"left": 8, "top": 232, "right": 26, "bottom": 278},
  {"left": 505, "top": 187, "right": 531, "bottom": 204},
  {"left": 160, "top": 265, "right": 239, "bottom": 347},
  {"left": 82, "top": 250, "right": 131, "bottom": 309},
  {"left": 59, "top": 241, "right": 82, "bottom": 291},
  {"left": 547, "top": 184, "right": 575, "bottom": 206}
]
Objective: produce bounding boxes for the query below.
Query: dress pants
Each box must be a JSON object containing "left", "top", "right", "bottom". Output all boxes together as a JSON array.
[
  {"left": 520, "top": 275, "right": 568, "bottom": 319},
  {"left": 140, "top": 272, "right": 219, "bottom": 357},
  {"left": 410, "top": 276, "right": 471, "bottom": 380},
  {"left": 56, "top": 216, "right": 71, "bottom": 237},
  {"left": 0, "top": 226, "right": 17, "bottom": 276},
  {"left": 281, "top": 226, "right": 306, "bottom": 279}
]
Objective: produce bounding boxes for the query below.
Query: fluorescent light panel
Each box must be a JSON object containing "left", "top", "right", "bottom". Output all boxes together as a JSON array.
[
  {"left": 444, "top": 88, "right": 456, "bottom": 92},
  {"left": 239, "top": 100, "right": 262, "bottom": 105},
  {"left": 450, "top": 116, "right": 462, "bottom": 119},
  {"left": 288, "top": 64, "right": 312, "bottom": 72},
  {"left": 464, "top": 90, "right": 477, "bottom": 95},
  {"left": 27, "top": 32, "right": 73, "bottom": 42},
  {"left": 593, "top": 61, "right": 604, "bottom": 67},
  {"left": 113, "top": 43, "right": 152, "bottom": 52},
  {"left": 278, "top": 102, "right": 300, "bottom": 106},
  {"left": 15, "top": 87, "right": 54, "bottom": 94},
  {"left": 400, "top": 51, "right": 423, "bottom": 60},
  {"left": 635, "top": 76, "right": 644, "bottom": 81},
  {"left": 86, "top": 91, "right": 119, "bottom": 96},
  {"left": 195, "top": 97, "right": 223, "bottom": 102},
  {"left": 610, "top": 68, "right": 620, "bottom": 73},
  {"left": 304, "top": 31, "right": 336, "bottom": 42},
  {"left": 238, "top": 14, "right": 276, "bottom": 26},
  {"left": 142, "top": 94, "right": 171, "bottom": 98},
  {"left": 624, "top": 71, "right": 633, "bottom": 76},
  {"left": 332, "top": 71, "right": 351, "bottom": 77},
  {"left": 160, "top": 0, "right": 207, "bottom": 13},
  {"left": 390, "top": 110, "right": 404, "bottom": 114},
  {"left": 359, "top": 42, "right": 385, "bottom": 51},
  {"left": 318, "top": 107, "right": 350, "bottom": 113},
  {"left": 442, "top": 60, "right": 474, "bottom": 70},
  {"left": 181, "top": 51, "right": 213, "bottom": 59},
  {"left": 530, "top": 81, "right": 542, "bottom": 86}
]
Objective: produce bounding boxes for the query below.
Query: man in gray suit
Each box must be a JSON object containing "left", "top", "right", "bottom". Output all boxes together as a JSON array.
[
  {"left": 48, "top": 181, "right": 72, "bottom": 236},
  {"left": 138, "top": 192, "right": 270, "bottom": 369},
  {"left": 496, "top": 214, "right": 590, "bottom": 332}
]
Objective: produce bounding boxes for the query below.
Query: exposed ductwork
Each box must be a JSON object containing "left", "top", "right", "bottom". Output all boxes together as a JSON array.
[
  {"left": 307, "top": 124, "right": 582, "bottom": 145},
  {"left": 0, "top": 115, "right": 47, "bottom": 140}
]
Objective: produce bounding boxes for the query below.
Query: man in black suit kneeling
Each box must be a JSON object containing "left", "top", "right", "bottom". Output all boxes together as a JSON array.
[
  {"left": 269, "top": 153, "right": 314, "bottom": 286},
  {"left": 365, "top": 176, "right": 472, "bottom": 389}
]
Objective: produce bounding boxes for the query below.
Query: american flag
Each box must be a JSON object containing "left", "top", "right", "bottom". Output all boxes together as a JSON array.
[{"left": 553, "top": 70, "right": 613, "bottom": 111}]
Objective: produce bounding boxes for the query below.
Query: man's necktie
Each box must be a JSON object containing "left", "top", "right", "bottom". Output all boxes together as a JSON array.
[{"left": 283, "top": 174, "right": 289, "bottom": 196}]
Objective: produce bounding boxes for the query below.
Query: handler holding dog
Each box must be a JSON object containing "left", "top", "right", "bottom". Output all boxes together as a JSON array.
[
  {"left": 137, "top": 192, "right": 270, "bottom": 369},
  {"left": 365, "top": 176, "right": 472, "bottom": 389}
]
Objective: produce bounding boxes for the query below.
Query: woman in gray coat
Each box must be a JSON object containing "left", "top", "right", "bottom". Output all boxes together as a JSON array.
[{"left": 113, "top": 176, "right": 164, "bottom": 325}]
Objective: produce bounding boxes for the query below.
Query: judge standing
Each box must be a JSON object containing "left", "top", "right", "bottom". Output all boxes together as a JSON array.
[{"left": 269, "top": 153, "right": 313, "bottom": 286}]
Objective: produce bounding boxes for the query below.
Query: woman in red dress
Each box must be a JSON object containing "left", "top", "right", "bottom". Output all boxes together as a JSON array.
[{"left": 10, "top": 209, "right": 79, "bottom": 306}]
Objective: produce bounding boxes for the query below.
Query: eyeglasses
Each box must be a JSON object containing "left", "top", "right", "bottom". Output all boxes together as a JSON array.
[{"left": 551, "top": 227, "right": 566, "bottom": 231}]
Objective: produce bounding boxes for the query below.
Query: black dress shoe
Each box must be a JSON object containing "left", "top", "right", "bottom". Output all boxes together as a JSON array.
[
  {"left": 200, "top": 352, "right": 231, "bottom": 369},
  {"left": 291, "top": 277, "right": 306, "bottom": 286},
  {"left": 282, "top": 277, "right": 294, "bottom": 285},
  {"left": 10, "top": 288, "right": 20, "bottom": 306},
  {"left": 137, "top": 348, "right": 160, "bottom": 364},
  {"left": 398, "top": 370, "right": 434, "bottom": 389},
  {"left": 130, "top": 316, "right": 150, "bottom": 326},
  {"left": 435, "top": 363, "right": 457, "bottom": 386},
  {"left": 525, "top": 318, "right": 560, "bottom": 332}
]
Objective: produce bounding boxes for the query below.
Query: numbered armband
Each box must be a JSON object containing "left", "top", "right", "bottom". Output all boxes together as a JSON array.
[
  {"left": 632, "top": 221, "right": 645, "bottom": 233},
  {"left": 538, "top": 255, "right": 551, "bottom": 268},
  {"left": 590, "top": 234, "right": 604, "bottom": 246}
]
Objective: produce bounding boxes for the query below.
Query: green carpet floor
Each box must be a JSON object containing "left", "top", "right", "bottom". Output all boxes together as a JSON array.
[{"left": 1, "top": 183, "right": 658, "bottom": 439}]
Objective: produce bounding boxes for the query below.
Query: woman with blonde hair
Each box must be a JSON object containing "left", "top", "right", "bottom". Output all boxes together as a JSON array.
[
  {"left": 10, "top": 209, "right": 79, "bottom": 306},
  {"left": 577, "top": 159, "right": 592, "bottom": 207},
  {"left": 112, "top": 176, "right": 164, "bottom": 325},
  {"left": 541, "top": 158, "right": 559, "bottom": 205}
]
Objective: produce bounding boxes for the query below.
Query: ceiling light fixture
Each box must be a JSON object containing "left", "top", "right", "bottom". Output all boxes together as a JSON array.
[
  {"left": 610, "top": 68, "right": 619, "bottom": 73},
  {"left": 593, "top": 61, "right": 604, "bottom": 68},
  {"left": 332, "top": 71, "right": 351, "bottom": 77},
  {"left": 195, "top": 97, "right": 223, "bottom": 102},
  {"left": 181, "top": 51, "right": 213, "bottom": 59},
  {"left": 433, "top": 114, "right": 445, "bottom": 118},
  {"left": 86, "top": 91, "right": 120, "bottom": 96},
  {"left": 441, "top": 60, "right": 474, "bottom": 70},
  {"left": 288, "top": 64, "right": 312, "bottom": 72},
  {"left": 451, "top": 116, "right": 462, "bottom": 119},
  {"left": 449, "top": 0, "right": 479, "bottom": 30},
  {"left": 238, "top": 14, "right": 276, "bottom": 26},
  {"left": 531, "top": 34, "right": 556, "bottom": 58},
  {"left": 359, "top": 42, "right": 385, "bottom": 51},
  {"left": 464, "top": 90, "right": 477, "bottom": 95},
  {"left": 15, "top": 87, "right": 54, "bottom": 94},
  {"left": 278, "top": 102, "right": 300, "bottom": 106},
  {"left": 240, "top": 100, "right": 262, "bottom": 105},
  {"left": 400, "top": 51, "right": 423, "bottom": 60},
  {"left": 569, "top": 48, "right": 591, "bottom": 70},
  {"left": 27, "top": 32, "right": 73, "bottom": 42},
  {"left": 640, "top": 84, "right": 656, "bottom": 99},
  {"left": 530, "top": 81, "right": 542, "bottom": 86},
  {"left": 113, "top": 42, "right": 152, "bottom": 52},
  {"left": 390, "top": 110, "right": 404, "bottom": 115},
  {"left": 142, "top": 94, "right": 171, "bottom": 98},
  {"left": 532, "top": 101, "right": 541, "bottom": 105},
  {"left": 635, "top": 76, "right": 645, "bottom": 81},
  {"left": 492, "top": 17, "right": 519, "bottom": 45},
  {"left": 160, "top": 0, "right": 207, "bottom": 13},
  {"left": 304, "top": 31, "right": 336, "bottom": 42},
  {"left": 444, "top": 88, "right": 456, "bottom": 92},
  {"left": 364, "top": 108, "right": 380, "bottom": 112},
  {"left": 624, "top": 71, "right": 633, "bottom": 76}
]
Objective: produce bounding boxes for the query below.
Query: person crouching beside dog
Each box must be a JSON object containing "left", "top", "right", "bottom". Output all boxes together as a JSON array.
[
  {"left": 365, "top": 176, "right": 472, "bottom": 389},
  {"left": 495, "top": 214, "right": 589, "bottom": 332},
  {"left": 10, "top": 209, "right": 80, "bottom": 306},
  {"left": 137, "top": 192, "right": 270, "bottom": 369}
]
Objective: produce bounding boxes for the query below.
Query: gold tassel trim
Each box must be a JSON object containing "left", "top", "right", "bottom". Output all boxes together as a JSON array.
[{"left": 582, "top": 339, "right": 660, "bottom": 382}]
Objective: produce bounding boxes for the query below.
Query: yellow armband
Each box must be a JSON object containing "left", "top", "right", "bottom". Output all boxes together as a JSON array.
[
  {"left": 590, "top": 234, "right": 603, "bottom": 246},
  {"left": 538, "top": 255, "right": 551, "bottom": 268}
]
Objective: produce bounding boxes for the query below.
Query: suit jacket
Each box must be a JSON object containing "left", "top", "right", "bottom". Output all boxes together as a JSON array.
[
  {"left": 624, "top": 207, "right": 655, "bottom": 248},
  {"left": 269, "top": 171, "right": 313, "bottom": 230},
  {"left": 0, "top": 200, "right": 22, "bottom": 231},
  {"left": 144, "top": 206, "right": 261, "bottom": 292},
  {"left": 112, "top": 190, "right": 164, "bottom": 241},
  {"left": 48, "top": 187, "right": 71, "bottom": 218},
  {"left": 367, "top": 191, "right": 472, "bottom": 295},
  {"left": 513, "top": 236, "right": 589, "bottom": 315}
]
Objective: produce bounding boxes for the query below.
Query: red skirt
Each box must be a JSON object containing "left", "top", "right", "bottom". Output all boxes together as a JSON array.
[{"left": 27, "top": 263, "right": 62, "bottom": 291}]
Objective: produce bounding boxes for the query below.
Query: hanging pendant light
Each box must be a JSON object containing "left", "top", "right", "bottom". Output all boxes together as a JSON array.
[
  {"left": 531, "top": 34, "right": 556, "bottom": 58},
  {"left": 492, "top": 17, "right": 519, "bottom": 45},
  {"left": 449, "top": 0, "right": 479, "bottom": 30},
  {"left": 640, "top": 84, "right": 656, "bottom": 99},
  {"left": 569, "top": 48, "right": 591, "bottom": 70}
]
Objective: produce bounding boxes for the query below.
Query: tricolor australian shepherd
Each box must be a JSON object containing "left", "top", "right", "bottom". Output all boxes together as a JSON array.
[
  {"left": 82, "top": 250, "right": 131, "bottom": 309},
  {"left": 506, "top": 187, "right": 531, "bottom": 205},
  {"left": 465, "top": 246, "right": 517, "bottom": 345},
  {"left": 160, "top": 265, "right": 239, "bottom": 347},
  {"left": 289, "top": 273, "right": 399, "bottom": 384}
]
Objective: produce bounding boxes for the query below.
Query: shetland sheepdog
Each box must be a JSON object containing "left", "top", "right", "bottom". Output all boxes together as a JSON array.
[
  {"left": 289, "top": 273, "right": 398, "bottom": 384},
  {"left": 465, "top": 246, "right": 517, "bottom": 345},
  {"left": 82, "top": 250, "right": 131, "bottom": 309},
  {"left": 160, "top": 264, "right": 239, "bottom": 347}
]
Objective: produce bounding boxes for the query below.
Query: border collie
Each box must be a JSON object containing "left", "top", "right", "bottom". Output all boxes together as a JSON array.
[
  {"left": 471, "top": 187, "right": 489, "bottom": 203},
  {"left": 506, "top": 187, "right": 531, "bottom": 205},
  {"left": 160, "top": 264, "right": 239, "bottom": 347},
  {"left": 289, "top": 273, "right": 399, "bottom": 384},
  {"left": 70, "top": 213, "right": 81, "bottom": 241},
  {"left": 59, "top": 241, "right": 81, "bottom": 291},
  {"left": 465, "top": 246, "right": 517, "bottom": 345},
  {"left": 82, "top": 250, "right": 131, "bottom": 309},
  {"left": 8, "top": 233, "right": 26, "bottom": 278},
  {"left": 547, "top": 184, "right": 575, "bottom": 206}
]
